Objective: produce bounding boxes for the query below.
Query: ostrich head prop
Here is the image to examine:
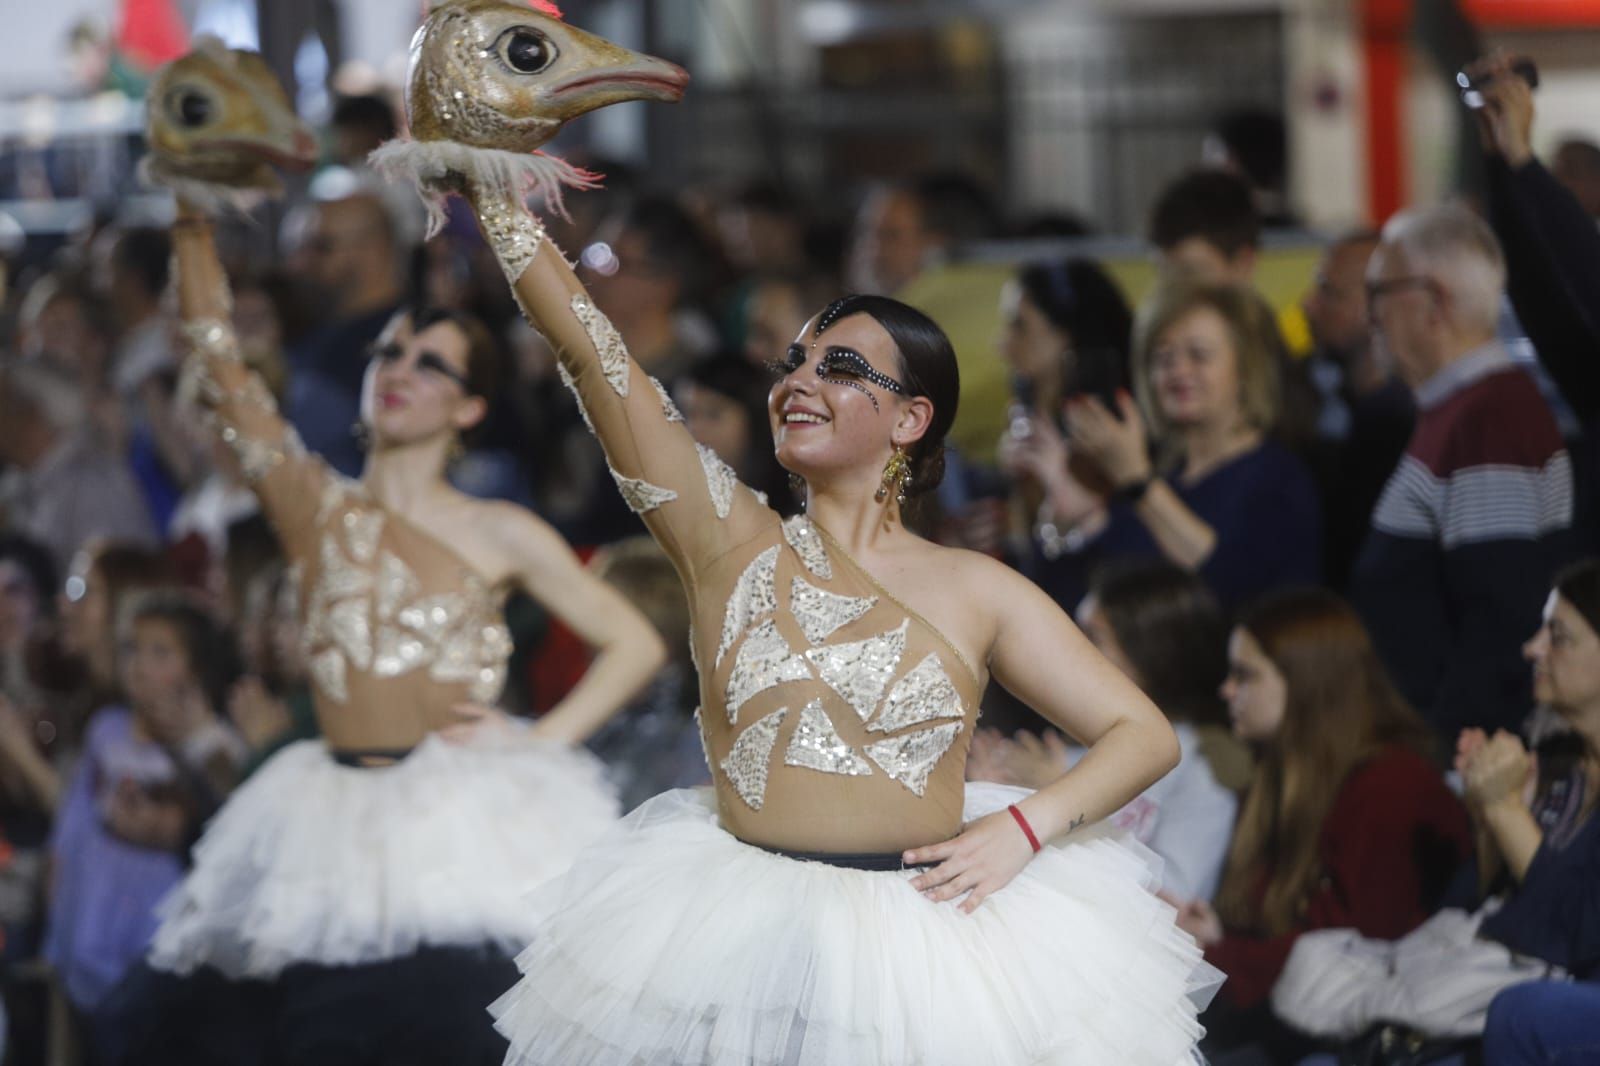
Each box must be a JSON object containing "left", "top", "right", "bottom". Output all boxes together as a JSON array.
[
  {"left": 142, "top": 37, "right": 317, "bottom": 210},
  {"left": 370, "top": 0, "right": 688, "bottom": 232}
]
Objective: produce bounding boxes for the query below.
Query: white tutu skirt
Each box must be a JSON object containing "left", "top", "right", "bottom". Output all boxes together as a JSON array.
[
  {"left": 148, "top": 734, "right": 620, "bottom": 979},
  {"left": 491, "top": 784, "right": 1221, "bottom": 1066}
]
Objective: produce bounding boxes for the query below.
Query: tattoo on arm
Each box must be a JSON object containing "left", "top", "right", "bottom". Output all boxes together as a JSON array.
[{"left": 1066, "top": 813, "right": 1085, "bottom": 834}]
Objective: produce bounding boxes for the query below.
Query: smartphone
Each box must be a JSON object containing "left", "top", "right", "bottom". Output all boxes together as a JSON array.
[
  {"left": 1009, "top": 375, "right": 1036, "bottom": 439},
  {"left": 1456, "top": 59, "right": 1538, "bottom": 110}
]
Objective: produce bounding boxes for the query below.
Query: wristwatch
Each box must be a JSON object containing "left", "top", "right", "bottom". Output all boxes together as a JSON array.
[{"left": 1112, "top": 477, "right": 1153, "bottom": 504}]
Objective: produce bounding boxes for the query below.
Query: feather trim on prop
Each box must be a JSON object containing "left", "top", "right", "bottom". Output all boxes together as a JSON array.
[
  {"left": 139, "top": 158, "right": 282, "bottom": 214},
  {"left": 368, "top": 139, "right": 598, "bottom": 237}
]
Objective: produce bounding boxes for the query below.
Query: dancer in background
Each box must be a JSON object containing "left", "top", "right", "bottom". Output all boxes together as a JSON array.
[
  {"left": 113, "top": 38, "right": 663, "bottom": 1066},
  {"left": 374, "top": 4, "right": 1219, "bottom": 1060}
]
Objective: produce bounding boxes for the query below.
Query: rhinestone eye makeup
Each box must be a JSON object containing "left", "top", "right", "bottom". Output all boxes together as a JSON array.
[
  {"left": 769, "top": 344, "right": 905, "bottom": 412},
  {"left": 818, "top": 349, "right": 905, "bottom": 394}
]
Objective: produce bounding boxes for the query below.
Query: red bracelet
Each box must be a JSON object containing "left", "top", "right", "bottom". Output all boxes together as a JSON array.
[{"left": 1007, "top": 804, "right": 1042, "bottom": 853}]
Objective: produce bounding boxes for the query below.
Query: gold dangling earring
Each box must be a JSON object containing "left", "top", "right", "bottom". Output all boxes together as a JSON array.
[{"left": 875, "top": 445, "right": 910, "bottom": 504}]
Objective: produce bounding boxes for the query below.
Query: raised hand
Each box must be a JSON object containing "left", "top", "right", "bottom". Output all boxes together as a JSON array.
[
  {"left": 227, "top": 676, "right": 291, "bottom": 751},
  {"left": 1066, "top": 391, "right": 1152, "bottom": 491},
  {"left": 1465, "top": 52, "right": 1536, "bottom": 168}
]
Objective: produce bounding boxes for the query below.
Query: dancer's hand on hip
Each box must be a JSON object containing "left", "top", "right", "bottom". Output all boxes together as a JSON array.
[
  {"left": 439, "top": 703, "right": 522, "bottom": 746},
  {"left": 904, "top": 809, "right": 1038, "bottom": 914}
]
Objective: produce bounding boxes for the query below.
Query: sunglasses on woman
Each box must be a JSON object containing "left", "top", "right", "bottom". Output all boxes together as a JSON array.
[{"left": 366, "top": 341, "right": 474, "bottom": 393}]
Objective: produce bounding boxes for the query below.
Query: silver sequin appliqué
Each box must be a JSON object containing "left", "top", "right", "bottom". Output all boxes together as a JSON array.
[
  {"left": 610, "top": 467, "right": 678, "bottom": 514},
  {"left": 715, "top": 546, "right": 778, "bottom": 668},
  {"left": 725, "top": 618, "right": 812, "bottom": 721},
  {"left": 477, "top": 186, "right": 546, "bottom": 284},
  {"left": 720, "top": 706, "right": 787, "bottom": 810},
  {"left": 781, "top": 515, "right": 831, "bottom": 580},
  {"left": 569, "top": 295, "right": 630, "bottom": 398},
  {"left": 790, "top": 576, "right": 875, "bottom": 646},
  {"left": 869, "top": 653, "right": 964, "bottom": 733},
  {"left": 783, "top": 698, "right": 873, "bottom": 777},
  {"left": 300, "top": 495, "right": 511, "bottom": 706},
  {"left": 697, "top": 443, "right": 740, "bottom": 520},
  {"left": 651, "top": 376, "right": 685, "bottom": 423},
  {"left": 864, "top": 721, "right": 964, "bottom": 796},
  {"left": 804, "top": 619, "right": 908, "bottom": 721}
]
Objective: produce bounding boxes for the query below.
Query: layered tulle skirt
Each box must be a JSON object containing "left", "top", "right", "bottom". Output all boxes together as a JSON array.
[
  {"left": 491, "top": 784, "right": 1221, "bottom": 1066},
  {"left": 148, "top": 734, "right": 620, "bottom": 979}
]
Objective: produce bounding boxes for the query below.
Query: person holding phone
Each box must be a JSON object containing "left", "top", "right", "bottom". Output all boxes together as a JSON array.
[
  {"left": 1054, "top": 280, "right": 1322, "bottom": 611},
  {"left": 1469, "top": 52, "right": 1600, "bottom": 434},
  {"left": 990, "top": 259, "right": 1132, "bottom": 583}
]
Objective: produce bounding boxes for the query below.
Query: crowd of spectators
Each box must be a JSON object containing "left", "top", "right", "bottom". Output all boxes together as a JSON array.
[{"left": 0, "top": 52, "right": 1597, "bottom": 1065}]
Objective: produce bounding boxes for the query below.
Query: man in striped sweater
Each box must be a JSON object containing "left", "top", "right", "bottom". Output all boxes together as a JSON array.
[{"left": 1352, "top": 205, "right": 1575, "bottom": 738}]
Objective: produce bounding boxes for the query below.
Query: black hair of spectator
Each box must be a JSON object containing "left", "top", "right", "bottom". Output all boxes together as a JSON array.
[
  {"left": 1557, "top": 138, "right": 1600, "bottom": 176},
  {"left": 111, "top": 227, "right": 172, "bottom": 301},
  {"left": 812, "top": 294, "right": 958, "bottom": 498},
  {"left": 234, "top": 270, "right": 315, "bottom": 348},
  {"left": 1213, "top": 108, "right": 1289, "bottom": 195},
  {"left": 911, "top": 171, "right": 1001, "bottom": 245},
  {"left": 1016, "top": 258, "right": 1133, "bottom": 369},
  {"left": 0, "top": 534, "right": 59, "bottom": 620},
  {"left": 1148, "top": 169, "right": 1261, "bottom": 256},
  {"left": 619, "top": 196, "right": 723, "bottom": 309},
  {"left": 1554, "top": 559, "right": 1600, "bottom": 638},
  {"left": 683, "top": 353, "right": 795, "bottom": 513},
  {"left": 1089, "top": 561, "right": 1229, "bottom": 728},
  {"left": 331, "top": 93, "right": 398, "bottom": 144},
  {"left": 128, "top": 593, "right": 241, "bottom": 715}
]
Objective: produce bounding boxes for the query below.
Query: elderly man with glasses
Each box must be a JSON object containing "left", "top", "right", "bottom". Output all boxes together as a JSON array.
[{"left": 1351, "top": 204, "right": 1576, "bottom": 739}]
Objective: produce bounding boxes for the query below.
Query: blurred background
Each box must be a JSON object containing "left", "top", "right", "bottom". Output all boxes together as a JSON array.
[{"left": 1, "top": 3, "right": 1599, "bottom": 1063}]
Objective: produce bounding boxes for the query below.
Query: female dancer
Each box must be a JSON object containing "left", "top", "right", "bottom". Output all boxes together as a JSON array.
[
  {"left": 375, "top": 8, "right": 1220, "bottom": 1060},
  {"left": 120, "top": 39, "right": 664, "bottom": 1065}
]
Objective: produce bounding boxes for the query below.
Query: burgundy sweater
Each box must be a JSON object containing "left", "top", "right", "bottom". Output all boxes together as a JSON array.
[{"left": 1207, "top": 745, "right": 1472, "bottom": 1009}]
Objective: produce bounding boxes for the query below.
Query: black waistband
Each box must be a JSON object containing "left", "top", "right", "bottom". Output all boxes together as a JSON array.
[
  {"left": 753, "top": 844, "right": 934, "bottom": 872},
  {"left": 330, "top": 747, "right": 415, "bottom": 768}
]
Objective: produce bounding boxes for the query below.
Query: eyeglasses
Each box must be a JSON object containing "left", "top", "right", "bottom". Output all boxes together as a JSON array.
[
  {"left": 366, "top": 341, "right": 473, "bottom": 393},
  {"left": 1365, "top": 276, "right": 1439, "bottom": 306}
]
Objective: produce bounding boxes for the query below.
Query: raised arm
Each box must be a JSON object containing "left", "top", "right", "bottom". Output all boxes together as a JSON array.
[
  {"left": 170, "top": 204, "right": 324, "bottom": 560},
  {"left": 465, "top": 180, "right": 769, "bottom": 573},
  {"left": 142, "top": 40, "right": 323, "bottom": 557}
]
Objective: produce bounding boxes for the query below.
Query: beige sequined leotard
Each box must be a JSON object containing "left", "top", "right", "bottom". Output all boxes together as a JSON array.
[
  {"left": 489, "top": 190, "right": 984, "bottom": 854},
  {"left": 178, "top": 317, "right": 512, "bottom": 753}
]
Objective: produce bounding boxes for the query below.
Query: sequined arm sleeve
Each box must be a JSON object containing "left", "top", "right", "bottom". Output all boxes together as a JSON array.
[
  {"left": 171, "top": 208, "right": 324, "bottom": 560},
  {"left": 469, "top": 183, "right": 770, "bottom": 575}
]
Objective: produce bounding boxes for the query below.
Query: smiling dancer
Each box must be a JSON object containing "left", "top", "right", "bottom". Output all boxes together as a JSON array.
[
  {"left": 371, "top": 4, "right": 1220, "bottom": 1062},
  {"left": 113, "top": 36, "right": 664, "bottom": 1066}
]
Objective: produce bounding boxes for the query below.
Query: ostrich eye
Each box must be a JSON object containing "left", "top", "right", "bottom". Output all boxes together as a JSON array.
[
  {"left": 497, "top": 28, "right": 556, "bottom": 74},
  {"left": 168, "top": 88, "right": 213, "bottom": 127}
]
